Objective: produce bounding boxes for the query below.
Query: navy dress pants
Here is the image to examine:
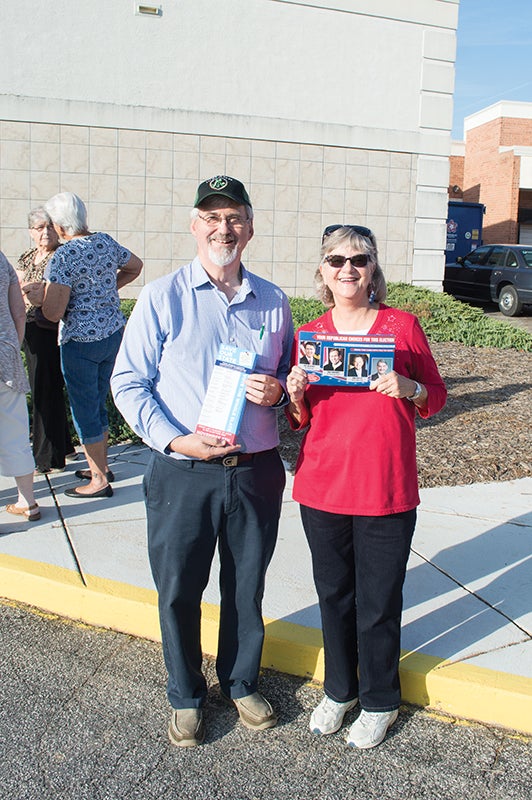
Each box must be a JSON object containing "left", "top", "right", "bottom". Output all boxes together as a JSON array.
[
  {"left": 144, "top": 448, "right": 285, "bottom": 709},
  {"left": 300, "top": 505, "right": 416, "bottom": 712}
]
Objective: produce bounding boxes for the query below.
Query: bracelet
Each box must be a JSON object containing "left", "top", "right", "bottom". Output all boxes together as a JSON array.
[{"left": 270, "top": 389, "right": 288, "bottom": 408}]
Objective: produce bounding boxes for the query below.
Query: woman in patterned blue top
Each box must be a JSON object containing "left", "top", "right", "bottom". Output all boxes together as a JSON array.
[{"left": 31, "top": 193, "right": 143, "bottom": 499}]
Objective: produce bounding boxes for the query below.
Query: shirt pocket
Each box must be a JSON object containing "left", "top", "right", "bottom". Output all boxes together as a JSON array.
[{"left": 245, "top": 327, "right": 283, "bottom": 375}]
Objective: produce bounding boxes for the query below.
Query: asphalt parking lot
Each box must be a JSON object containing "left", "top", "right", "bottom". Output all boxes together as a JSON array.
[
  {"left": 482, "top": 305, "right": 532, "bottom": 334},
  {"left": 2, "top": 601, "right": 530, "bottom": 800}
]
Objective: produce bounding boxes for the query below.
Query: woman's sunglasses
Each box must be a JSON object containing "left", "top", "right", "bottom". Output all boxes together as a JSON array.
[
  {"left": 324, "top": 254, "right": 370, "bottom": 269},
  {"left": 322, "top": 224, "right": 373, "bottom": 244}
]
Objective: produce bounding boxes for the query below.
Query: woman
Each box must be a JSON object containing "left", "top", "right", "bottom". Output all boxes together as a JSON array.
[
  {"left": 0, "top": 251, "right": 40, "bottom": 521},
  {"left": 27, "top": 192, "right": 143, "bottom": 499},
  {"left": 286, "top": 225, "right": 446, "bottom": 749},
  {"left": 17, "top": 208, "right": 75, "bottom": 473}
]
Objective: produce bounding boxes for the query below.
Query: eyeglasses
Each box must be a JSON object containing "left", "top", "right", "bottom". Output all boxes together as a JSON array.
[
  {"left": 31, "top": 223, "right": 54, "bottom": 232},
  {"left": 324, "top": 254, "right": 370, "bottom": 269},
  {"left": 322, "top": 224, "right": 373, "bottom": 243},
  {"left": 197, "top": 212, "right": 249, "bottom": 229}
]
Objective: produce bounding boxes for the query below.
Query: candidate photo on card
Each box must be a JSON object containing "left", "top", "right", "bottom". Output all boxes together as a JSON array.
[
  {"left": 322, "top": 346, "right": 345, "bottom": 373},
  {"left": 370, "top": 357, "right": 392, "bottom": 381},
  {"left": 299, "top": 339, "right": 321, "bottom": 367},
  {"left": 347, "top": 352, "right": 369, "bottom": 378}
]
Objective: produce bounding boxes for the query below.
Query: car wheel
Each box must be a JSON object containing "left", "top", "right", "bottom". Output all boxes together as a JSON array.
[{"left": 498, "top": 285, "right": 523, "bottom": 316}]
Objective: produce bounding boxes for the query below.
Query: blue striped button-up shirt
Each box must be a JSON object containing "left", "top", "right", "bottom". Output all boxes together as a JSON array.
[{"left": 111, "top": 257, "right": 293, "bottom": 457}]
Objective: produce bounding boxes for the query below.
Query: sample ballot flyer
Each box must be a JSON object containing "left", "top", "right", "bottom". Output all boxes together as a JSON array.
[
  {"left": 297, "top": 331, "right": 396, "bottom": 387},
  {"left": 195, "top": 344, "right": 258, "bottom": 444}
]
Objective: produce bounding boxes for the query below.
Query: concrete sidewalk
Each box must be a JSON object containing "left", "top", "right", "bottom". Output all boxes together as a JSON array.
[{"left": 1, "top": 443, "right": 531, "bottom": 735}]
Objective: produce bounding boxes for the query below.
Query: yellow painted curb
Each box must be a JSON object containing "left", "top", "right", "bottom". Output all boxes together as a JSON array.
[
  {"left": 399, "top": 650, "right": 532, "bottom": 734},
  {"left": 1, "top": 554, "right": 531, "bottom": 735}
]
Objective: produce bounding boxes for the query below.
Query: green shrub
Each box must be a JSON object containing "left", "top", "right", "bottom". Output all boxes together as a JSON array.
[
  {"left": 106, "top": 394, "right": 141, "bottom": 446},
  {"left": 288, "top": 296, "right": 325, "bottom": 329},
  {"left": 386, "top": 283, "right": 532, "bottom": 351},
  {"left": 120, "top": 298, "right": 137, "bottom": 321},
  {"left": 61, "top": 290, "right": 532, "bottom": 447},
  {"left": 289, "top": 285, "right": 532, "bottom": 352},
  {"left": 106, "top": 298, "right": 142, "bottom": 444}
]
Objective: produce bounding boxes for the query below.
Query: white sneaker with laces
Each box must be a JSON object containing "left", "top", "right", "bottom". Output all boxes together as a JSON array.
[
  {"left": 309, "top": 695, "right": 358, "bottom": 735},
  {"left": 346, "top": 708, "right": 398, "bottom": 749}
]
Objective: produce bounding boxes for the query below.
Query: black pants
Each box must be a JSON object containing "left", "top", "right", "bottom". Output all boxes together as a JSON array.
[
  {"left": 301, "top": 505, "right": 416, "bottom": 712},
  {"left": 22, "top": 321, "right": 74, "bottom": 471}
]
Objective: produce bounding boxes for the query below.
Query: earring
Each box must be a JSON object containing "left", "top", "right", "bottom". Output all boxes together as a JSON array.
[{"left": 368, "top": 284, "right": 375, "bottom": 304}]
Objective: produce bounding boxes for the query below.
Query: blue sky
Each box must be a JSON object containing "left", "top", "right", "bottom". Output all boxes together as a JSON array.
[{"left": 452, "top": 0, "right": 532, "bottom": 139}]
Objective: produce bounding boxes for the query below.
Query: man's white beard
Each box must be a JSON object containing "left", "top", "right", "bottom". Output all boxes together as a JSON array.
[{"left": 208, "top": 243, "right": 238, "bottom": 267}]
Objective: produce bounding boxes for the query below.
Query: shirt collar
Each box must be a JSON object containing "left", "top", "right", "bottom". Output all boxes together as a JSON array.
[{"left": 191, "top": 256, "right": 256, "bottom": 300}]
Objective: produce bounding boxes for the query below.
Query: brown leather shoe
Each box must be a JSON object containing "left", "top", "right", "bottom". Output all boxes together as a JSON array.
[
  {"left": 168, "top": 708, "right": 205, "bottom": 747},
  {"left": 222, "top": 691, "right": 277, "bottom": 730}
]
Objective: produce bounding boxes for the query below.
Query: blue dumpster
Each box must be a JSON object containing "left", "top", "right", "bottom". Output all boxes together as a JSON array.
[{"left": 445, "top": 201, "right": 485, "bottom": 263}]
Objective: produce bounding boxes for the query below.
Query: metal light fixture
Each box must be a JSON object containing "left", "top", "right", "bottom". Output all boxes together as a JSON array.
[{"left": 136, "top": 4, "right": 162, "bottom": 16}]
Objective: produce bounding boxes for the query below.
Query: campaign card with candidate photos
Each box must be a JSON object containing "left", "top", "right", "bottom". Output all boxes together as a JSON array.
[{"left": 297, "top": 331, "right": 395, "bottom": 387}]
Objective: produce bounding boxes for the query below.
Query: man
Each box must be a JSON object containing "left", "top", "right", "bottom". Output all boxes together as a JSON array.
[
  {"left": 299, "top": 341, "right": 320, "bottom": 366},
  {"left": 347, "top": 353, "right": 368, "bottom": 378},
  {"left": 111, "top": 176, "right": 293, "bottom": 747},
  {"left": 370, "top": 358, "right": 390, "bottom": 381},
  {"left": 323, "top": 347, "right": 344, "bottom": 371}
]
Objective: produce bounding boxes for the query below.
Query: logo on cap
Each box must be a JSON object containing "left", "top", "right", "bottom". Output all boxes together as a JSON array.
[{"left": 209, "top": 176, "right": 229, "bottom": 191}]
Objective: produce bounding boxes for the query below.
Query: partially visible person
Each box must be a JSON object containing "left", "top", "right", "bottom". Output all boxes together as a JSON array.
[
  {"left": 299, "top": 341, "right": 320, "bottom": 366},
  {"left": 370, "top": 358, "right": 390, "bottom": 381},
  {"left": 322, "top": 347, "right": 344, "bottom": 371},
  {"left": 25, "top": 192, "right": 143, "bottom": 499},
  {"left": 286, "top": 225, "right": 446, "bottom": 750},
  {"left": 347, "top": 353, "right": 368, "bottom": 378},
  {"left": 0, "top": 251, "right": 40, "bottom": 521},
  {"left": 16, "top": 207, "right": 75, "bottom": 474}
]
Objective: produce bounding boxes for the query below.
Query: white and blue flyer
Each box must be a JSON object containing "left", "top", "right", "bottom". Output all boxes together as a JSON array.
[
  {"left": 298, "top": 331, "right": 395, "bottom": 387},
  {"left": 195, "top": 344, "right": 257, "bottom": 444}
]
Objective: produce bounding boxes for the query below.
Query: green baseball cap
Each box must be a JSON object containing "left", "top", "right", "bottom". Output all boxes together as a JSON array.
[{"left": 194, "top": 175, "right": 252, "bottom": 208}]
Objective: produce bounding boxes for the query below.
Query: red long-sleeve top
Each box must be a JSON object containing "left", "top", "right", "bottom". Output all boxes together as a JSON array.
[{"left": 288, "top": 305, "right": 447, "bottom": 516}]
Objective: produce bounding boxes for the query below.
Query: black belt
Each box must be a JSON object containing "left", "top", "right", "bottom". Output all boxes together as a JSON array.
[{"left": 203, "top": 451, "right": 269, "bottom": 467}]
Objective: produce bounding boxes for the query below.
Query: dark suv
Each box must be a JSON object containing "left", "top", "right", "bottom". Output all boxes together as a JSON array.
[{"left": 443, "top": 244, "right": 532, "bottom": 316}]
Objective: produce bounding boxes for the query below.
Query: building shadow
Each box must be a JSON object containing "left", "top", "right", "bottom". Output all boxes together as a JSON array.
[{"left": 402, "top": 509, "right": 532, "bottom": 661}]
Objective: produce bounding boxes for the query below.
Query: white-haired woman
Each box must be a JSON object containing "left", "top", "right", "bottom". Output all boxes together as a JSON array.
[
  {"left": 1, "top": 251, "right": 40, "bottom": 521},
  {"left": 286, "top": 225, "right": 447, "bottom": 749},
  {"left": 16, "top": 207, "right": 75, "bottom": 474},
  {"left": 26, "top": 192, "right": 143, "bottom": 499}
]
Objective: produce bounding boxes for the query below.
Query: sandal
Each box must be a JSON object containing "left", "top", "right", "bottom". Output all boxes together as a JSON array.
[{"left": 6, "top": 503, "right": 41, "bottom": 521}]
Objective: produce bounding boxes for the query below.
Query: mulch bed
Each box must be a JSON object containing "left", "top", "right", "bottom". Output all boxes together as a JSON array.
[{"left": 277, "top": 341, "right": 532, "bottom": 487}]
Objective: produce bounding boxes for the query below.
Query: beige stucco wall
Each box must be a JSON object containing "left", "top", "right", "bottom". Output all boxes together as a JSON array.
[
  {"left": 0, "top": 119, "right": 421, "bottom": 295},
  {"left": 0, "top": 0, "right": 458, "bottom": 295}
]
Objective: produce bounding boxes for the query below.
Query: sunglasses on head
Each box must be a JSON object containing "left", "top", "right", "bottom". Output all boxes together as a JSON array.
[
  {"left": 324, "top": 254, "right": 370, "bottom": 269},
  {"left": 322, "top": 224, "right": 373, "bottom": 244}
]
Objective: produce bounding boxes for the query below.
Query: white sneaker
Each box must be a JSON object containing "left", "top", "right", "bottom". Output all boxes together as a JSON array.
[
  {"left": 346, "top": 709, "right": 398, "bottom": 749},
  {"left": 309, "top": 695, "right": 358, "bottom": 735}
]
